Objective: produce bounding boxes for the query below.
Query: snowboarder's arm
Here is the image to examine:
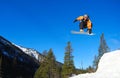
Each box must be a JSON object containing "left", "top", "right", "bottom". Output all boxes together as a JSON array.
[
  {"left": 73, "top": 19, "right": 77, "bottom": 23},
  {"left": 73, "top": 16, "right": 83, "bottom": 23},
  {"left": 76, "top": 16, "right": 84, "bottom": 21}
]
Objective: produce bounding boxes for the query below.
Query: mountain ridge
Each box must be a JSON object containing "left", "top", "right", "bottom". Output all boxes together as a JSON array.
[{"left": 0, "top": 36, "right": 63, "bottom": 78}]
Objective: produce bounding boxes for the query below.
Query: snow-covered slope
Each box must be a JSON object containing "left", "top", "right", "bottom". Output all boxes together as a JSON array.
[
  {"left": 14, "top": 44, "right": 42, "bottom": 62},
  {"left": 70, "top": 50, "right": 120, "bottom": 78}
]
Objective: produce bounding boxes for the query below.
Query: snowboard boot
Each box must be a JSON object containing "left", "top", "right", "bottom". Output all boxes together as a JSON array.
[
  {"left": 80, "top": 29, "right": 84, "bottom": 32},
  {"left": 88, "top": 29, "right": 92, "bottom": 34}
]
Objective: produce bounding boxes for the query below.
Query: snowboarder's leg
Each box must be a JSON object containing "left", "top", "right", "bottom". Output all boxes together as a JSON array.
[
  {"left": 79, "top": 22, "right": 83, "bottom": 32},
  {"left": 88, "top": 29, "right": 92, "bottom": 34},
  {"left": 79, "top": 21, "right": 87, "bottom": 32}
]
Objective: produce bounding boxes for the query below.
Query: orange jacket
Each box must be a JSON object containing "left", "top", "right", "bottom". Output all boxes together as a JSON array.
[{"left": 76, "top": 16, "right": 92, "bottom": 29}]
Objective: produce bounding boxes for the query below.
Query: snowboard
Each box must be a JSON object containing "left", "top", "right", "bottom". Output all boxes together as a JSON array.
[{"left": 71, "top": 30, "right": 95, "bottom": 35}]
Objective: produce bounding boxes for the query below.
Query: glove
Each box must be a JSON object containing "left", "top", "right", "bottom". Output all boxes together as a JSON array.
[{"left": 73, "top": 19, "right": 77, "bottom": 23}]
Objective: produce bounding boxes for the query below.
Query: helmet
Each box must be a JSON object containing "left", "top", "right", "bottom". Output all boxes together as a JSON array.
[{"left": 84, "top": 14, "right": 89, "bottom": 18}]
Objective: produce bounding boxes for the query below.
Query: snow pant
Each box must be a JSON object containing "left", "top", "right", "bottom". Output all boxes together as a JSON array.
[
  {"left": 79, "top": 20, "right": 92, "bottom": 34},
  {"left": 79, "top": 20, "right": 87, "bottom": 29}
]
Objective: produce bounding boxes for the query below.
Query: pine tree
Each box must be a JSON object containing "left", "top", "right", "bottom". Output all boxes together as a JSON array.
[
  {"left": 42, "top": 50, "right": 48, "bottom": 56},
  {"left": 93, "top": 33, "right": 110, "bottom": 70},
  {"left": 62, "top": 41, "right": 75, "bottom": 78},
  {"left": 47, "top": 49, "right": 57, "bottom": 78},
  {"left": 98, "top": 33, "right": 110, "bottom": 59},
  {"left": 34, "top": 48, "right": 59, "bottom": 78},
  {"left": 86, "top": 66, "right": 94, "bottom": 73},
  {"left": 93, "top": 55, "right": 99, "bottom": 70},
  {"left": 34, "top": 60, "right": 49, "bottom": 78}
]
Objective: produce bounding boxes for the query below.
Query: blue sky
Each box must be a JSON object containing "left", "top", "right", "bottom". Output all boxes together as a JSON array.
[{"left": 0, "top": 0, "right": 120, "bottom": 68}]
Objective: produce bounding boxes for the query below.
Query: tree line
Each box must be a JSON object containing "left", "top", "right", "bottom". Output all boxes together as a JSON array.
[{"left": 34, "top": 33, "right": 110, "bottom": 78}]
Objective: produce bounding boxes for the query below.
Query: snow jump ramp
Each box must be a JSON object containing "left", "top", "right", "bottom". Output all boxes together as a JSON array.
[{"left": 70, "top": 50, "right": 120, "bottom": 78}]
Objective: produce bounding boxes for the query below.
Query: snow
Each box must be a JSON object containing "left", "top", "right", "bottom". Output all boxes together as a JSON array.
[
  {"left": 13, "top": 43, "right": 40, "bottom": 61},
  {"left": 70, "top": 50, "right": 120, "bottom": 78}
]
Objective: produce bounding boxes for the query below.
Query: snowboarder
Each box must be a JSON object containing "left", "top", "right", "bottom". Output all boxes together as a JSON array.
[{"left": 73, "top": 14, "right": 92, "bottom": 34}]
